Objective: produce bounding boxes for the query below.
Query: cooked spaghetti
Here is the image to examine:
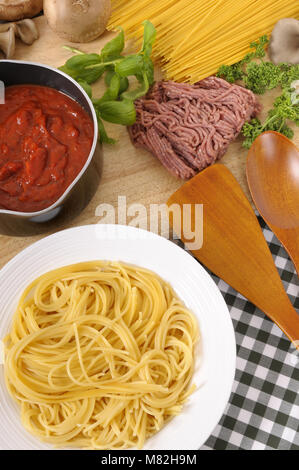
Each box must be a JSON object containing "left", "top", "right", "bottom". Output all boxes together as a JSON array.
[
  {"left": 108, "top": 0, "right": 299, "bottom": 83},
  {"left": 3, "top": 261, "right": 199, "bottom": 449}
]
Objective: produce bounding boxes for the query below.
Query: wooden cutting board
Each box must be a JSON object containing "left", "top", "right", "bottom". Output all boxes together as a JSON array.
[{"left": 0, "top": 15, "right": 298, "bottom": 269}]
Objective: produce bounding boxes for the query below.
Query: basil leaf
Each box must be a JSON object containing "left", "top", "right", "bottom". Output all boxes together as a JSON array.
[
  {"left": 104, "top": 68, "right": 116, "bottom": 87},
  {"left": 78, "top": 66, "right": 106, "bottom": 84},
  {"left": 101, "top": 28, "right": 125, "bottom": 61},
  {"left": 141, "top": 20, "right": 156, "bottom": 57},
  {"left": 60, "top": 62, "right": 105, "bottom": 84},
  {"left": 143, "top": 56, "right": 155, "bottom": 86},
  {"left": 122, "top": 72, "right": 149, "bottom": 101},
  {"left": 66, "top": 53, "right": 101, "bottom": 70},
  {"left": 94, "top": 73, "right": 121, "bottom": 105},
  {"left": 60, "top": 21, "right": 157, "bottom": 145},
  {"left": 98, "top": 99, "right": 136, "bottom": 125},
  {"left": 108, "top": 73, "right": 121, "bottom": 99},
  {"left": 115, "top": 55, "right": 144, "bottom": 77},
  {"left": 59, "top": 64, "right": 79, "bottom": 80},
  {"left": 96, "top": 112, "right": 116, "bottom": 144},
  {"left": 105, "top": 69, "right": 129, "bottom": 94},
  {"left": 119, "top": 76, "right": 129, "bottom": 94},
  {"left": 77, "top": 80, "right": 92, "bottom": 98}
]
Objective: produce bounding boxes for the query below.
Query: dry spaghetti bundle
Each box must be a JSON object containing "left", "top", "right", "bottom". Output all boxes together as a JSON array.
[
  {"left": 4, "top": 261, "right": 198, "bottom": 449},
  {"left": 108, "top": 0, "right": 299, "bottom": 83}
]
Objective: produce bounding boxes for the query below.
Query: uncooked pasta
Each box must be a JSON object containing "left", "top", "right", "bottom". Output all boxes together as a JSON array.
[
  {"left": 3, "top": 261, "right": 199, "bottom": 449},
  {"left": 108, "top": 0, "right": 299, "bottom": 83}
]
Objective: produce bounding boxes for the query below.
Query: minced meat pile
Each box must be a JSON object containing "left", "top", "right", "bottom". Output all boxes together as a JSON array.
[{"left": 128, "top": 76, "right": 261, "bottom": 179}]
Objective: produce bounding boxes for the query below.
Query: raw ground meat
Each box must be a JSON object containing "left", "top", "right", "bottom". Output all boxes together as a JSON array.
[{"left": 128, "top": 76, "right": 261, "bottom": 179}]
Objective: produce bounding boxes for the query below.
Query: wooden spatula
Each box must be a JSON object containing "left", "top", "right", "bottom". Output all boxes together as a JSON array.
[{"left": 167, "top": 163, "right": 299, "bottom": 347}]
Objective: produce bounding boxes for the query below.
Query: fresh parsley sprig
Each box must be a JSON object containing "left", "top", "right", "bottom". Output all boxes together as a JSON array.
[{"left": 217, "top": 36, "right": 299, "bottom": 148}]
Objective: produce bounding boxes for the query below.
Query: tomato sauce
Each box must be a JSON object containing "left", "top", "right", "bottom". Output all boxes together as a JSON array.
[{"left": 0, "top": 85, "right": 94, "bottom": 212}]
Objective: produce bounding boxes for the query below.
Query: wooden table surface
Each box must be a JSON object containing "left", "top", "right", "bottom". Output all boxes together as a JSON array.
[{"left": 0, "top": 15, "right": 298, "bottom": 270}]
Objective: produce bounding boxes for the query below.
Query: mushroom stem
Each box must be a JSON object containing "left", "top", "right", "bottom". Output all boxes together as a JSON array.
[
  {"left": 0, "top": 18, "right": 39, "bottom": 58},
  {"left": 0, "top": 26, "right": 16, "bottom": 59},
  {"left": 15, "top": 18, "right": 39, "bottom": 44}
]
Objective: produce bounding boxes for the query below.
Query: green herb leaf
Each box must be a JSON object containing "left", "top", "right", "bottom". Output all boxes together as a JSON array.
[
  {"left": 98, "top": 99, "right": 136, "bottom": 125},
  {"left": 122, "top": 72, "right": 149, "bottom": 100},
  {"left": 60, "top": 21, "right": 156, "bottom": 144},
  {"left": 119, "top": 76, "right": 129, "bottom": 94},
  {"left": 105, "top": 69, "right": 129, "bottom": 94},
  {"left": 77, "top": 80, "right": 92, "bottom": 98},
  {"left": 241, "top": 89, "right": 299, "bottom": 148},
  {"left": 108, "top": 73, "right": 121, "bottom": 99},
  {"left": 59, "top": 64, "right": 80, "bottom": 80},
  {"left": 142, "top": 56, "right": 155, "bottom": 86},
  {"left": 217, "top": 35, "right": 270, "bottom": 85},
  {"left": 76, "top": 66, "right": 106, "bottom": 84},
  {"left": 115, "top": 55, "right": 144, "bottom": 77},
  {"left": 96, "top": 113, "right": 116, "bottom": 144},
  {"left": 66, "top": 53, "right": 101, "bottom": 71},
  {"left": 93, "top": 73, "right": 121, "bottom": 105},
  {"left": 63, "top": 46, "right": 85, "bottom": 55},
  {"left": 217, "top": 34, "right": 299, "bottom": 147},
  {"left": 244, "top": 61, "right": 283, "bottom": 94},
  {"left": 104, "top": 68, "right": 116, "bottom": 86},
  {"left": 217, "top": 62, "right": 243, "bottom": 83},
  {"left": 249, "top": 35, "right": 269, "bottom": 59},
  {"left": 280, "top": 64, "right": 299, "bottom": 89},
  {"left": 101, "top": 28, "right": 125, "bottom": 61},
  {"left": 141, "top": 20, "right": 157, "bottom": 57}
]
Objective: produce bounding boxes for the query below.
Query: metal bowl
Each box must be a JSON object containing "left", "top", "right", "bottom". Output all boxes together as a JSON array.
[{"left": 0, "top": 60, "right": 102, "bottom": 236}]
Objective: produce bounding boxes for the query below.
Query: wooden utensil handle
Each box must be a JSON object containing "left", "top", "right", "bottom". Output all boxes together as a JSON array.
[
  {"left": 271, "top": 303, "right": 299, "bottom": 350},
  {"left": 290, "top": 252, "right": 299, "bottom": 279},
  {"left": 188, "top": 244, "right": 299, "bottom": 350}
]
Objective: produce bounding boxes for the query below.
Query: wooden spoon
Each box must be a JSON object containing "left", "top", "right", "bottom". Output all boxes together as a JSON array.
[
  {"left": 167, "top": 163, "right": 299, "bottom": 347},
  {"left": 247, "top": 131, "right": 299, "bottom": 276}
]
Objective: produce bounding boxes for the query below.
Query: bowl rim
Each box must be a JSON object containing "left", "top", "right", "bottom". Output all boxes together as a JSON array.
[{"left": 0, "top": 59, "right": 99, "bottom": 218}]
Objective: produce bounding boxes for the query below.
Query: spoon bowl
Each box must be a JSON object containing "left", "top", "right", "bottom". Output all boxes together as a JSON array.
[{"left": 247, "top": 131, "right": 299, "bottom": 274}]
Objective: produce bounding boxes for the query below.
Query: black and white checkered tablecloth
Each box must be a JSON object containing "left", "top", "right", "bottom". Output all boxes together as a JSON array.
[{"left": 176, "top": 216, "right": 299, "bottom": 450}]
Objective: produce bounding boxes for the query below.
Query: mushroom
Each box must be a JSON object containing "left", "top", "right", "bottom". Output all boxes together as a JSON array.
[
  {"left": 0, "top": 19, "right": 39, "bottom": 58},
  {"left": 0, "top": 24, "right": 16, "bottom": 59},
  {"left": 269, "top": 18, "right": 299, "bottom": 65},
  {"left": 15, "top": 18, "right": 39, "bottom": 44},
  {"left": 44, "top": 0, "right": 111, "bottom": 43},
  {"left": 0, "top": 0, "right": 43, "bottom": 21}
]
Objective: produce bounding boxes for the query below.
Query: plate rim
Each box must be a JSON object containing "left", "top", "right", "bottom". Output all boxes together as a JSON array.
[{"left": 0, "top": 224, "right": 236, "bottom": 450}]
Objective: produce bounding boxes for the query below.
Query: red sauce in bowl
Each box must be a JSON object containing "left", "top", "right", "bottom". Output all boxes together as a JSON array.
[{"left": 0, "top": 85, "right": 94, "bottom": 213}]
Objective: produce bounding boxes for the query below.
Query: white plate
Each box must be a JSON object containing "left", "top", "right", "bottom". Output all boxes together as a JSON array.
[{"left": 0, "top": 224, "right": 236, "bottom": 450}]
